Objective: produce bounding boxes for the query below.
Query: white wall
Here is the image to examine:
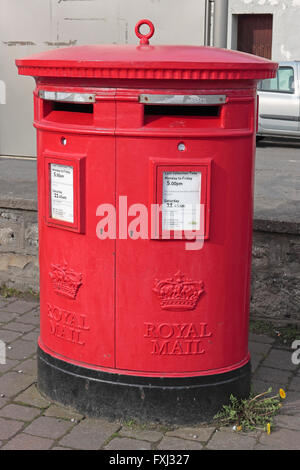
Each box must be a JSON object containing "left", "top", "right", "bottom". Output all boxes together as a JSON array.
[
  {"left": 228, "top": 0, "right": 300, "bottom": 61},
  {"left": 2, "top": 0, "right": 300, "bottom": 157},
  {"left": 0, "top": 0, "right": 206, "bottom": 157}
]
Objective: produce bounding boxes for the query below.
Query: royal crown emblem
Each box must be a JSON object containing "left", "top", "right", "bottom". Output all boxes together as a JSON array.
[
  {"left": 153, "top": 271, "right": 204, "bottom": 311},
  {"left": 49, "top": 262, "right": 83, "bottom": 300}
]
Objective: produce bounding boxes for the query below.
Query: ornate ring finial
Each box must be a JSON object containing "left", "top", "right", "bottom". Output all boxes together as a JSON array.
[{"left": 135, "top": 19, "right": 155, "bottom": 45}]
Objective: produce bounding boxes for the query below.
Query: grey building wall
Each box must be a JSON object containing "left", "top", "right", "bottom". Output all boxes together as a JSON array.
[
  {"left": 1, "top": 0, "right": 300, "bottom": 158},
  {"left": 228, "top": 0, "right": 300, "bottom": 61},
  {"left": 0, "top": 0, "right": 206, "bottom": 158}
]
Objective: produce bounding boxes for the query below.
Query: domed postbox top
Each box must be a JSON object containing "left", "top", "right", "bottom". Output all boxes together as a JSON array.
[{"left": 16, "top": 19, "right": 277, "bottom": 81}]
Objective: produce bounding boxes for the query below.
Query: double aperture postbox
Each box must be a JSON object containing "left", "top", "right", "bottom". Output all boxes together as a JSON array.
[{"left": 16, "top": 20, "right": 277, "bottom": 423}]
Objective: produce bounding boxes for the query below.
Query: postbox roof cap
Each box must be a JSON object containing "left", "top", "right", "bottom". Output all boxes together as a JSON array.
[{"left": 16, "top": 20, "right": 277, "bottom": 81}]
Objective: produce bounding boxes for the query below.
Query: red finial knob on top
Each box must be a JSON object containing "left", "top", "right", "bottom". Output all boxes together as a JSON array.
[{"left": 135, "top": 19, "right": 155, "bottom": 45}]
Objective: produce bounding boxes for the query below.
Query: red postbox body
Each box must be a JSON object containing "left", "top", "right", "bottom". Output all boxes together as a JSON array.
[{"left": 16, "top": 21, "right": 277, "bottom": 423}]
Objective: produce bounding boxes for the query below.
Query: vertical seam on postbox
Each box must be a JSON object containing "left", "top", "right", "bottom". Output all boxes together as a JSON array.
[{"left": 113, "top": 89, "right": 117, "bottom": 369}]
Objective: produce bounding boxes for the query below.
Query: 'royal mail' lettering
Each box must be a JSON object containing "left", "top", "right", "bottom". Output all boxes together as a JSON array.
[
  {"left": 144, "top": 322, "right": 212, "bottom": 356},
  {"left": 47, "top": 303, "right": 90, "bottom": 346}
]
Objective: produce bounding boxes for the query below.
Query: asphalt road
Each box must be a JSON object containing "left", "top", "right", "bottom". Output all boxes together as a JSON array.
[
  {"left": 0, "top": 137, "right": 299, "bottom": 222},
  {"left": 0, "top": 156, "right": 37, "bottom": 204},
  {"left": 255, "top": 138, "right": 300, "bottom": 223}
]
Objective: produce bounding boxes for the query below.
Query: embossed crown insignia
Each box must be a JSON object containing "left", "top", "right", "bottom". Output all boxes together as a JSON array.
[
  {"left": 49, "top": 262, "right": 82, "bottom": 300},
  {"left": 153, "top": 271, "right": 204, "bottom": 311}
]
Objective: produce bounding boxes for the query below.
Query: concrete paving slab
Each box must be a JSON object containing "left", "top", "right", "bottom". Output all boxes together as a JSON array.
[{"left": 0, "top": 295, "right": 299, "bottom": 451}]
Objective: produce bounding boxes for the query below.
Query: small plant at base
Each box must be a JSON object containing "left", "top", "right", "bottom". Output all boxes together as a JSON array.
[
  {"left": 250, "top": 319, "right": 300, "bottom": 345},
  {"left": 0, "top": 283, "right": 39, "bottom": 300},
  {"left": 214, "top": 387, "right": 286, "bottom": 433}
]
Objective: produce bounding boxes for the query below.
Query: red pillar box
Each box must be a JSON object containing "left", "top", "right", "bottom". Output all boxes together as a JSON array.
[{"left": 16, "top": 20, "right": 277, "bottom": 424}]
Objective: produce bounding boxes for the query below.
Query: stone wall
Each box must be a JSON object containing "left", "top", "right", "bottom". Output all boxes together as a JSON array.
[
  {"left": 0, "top": 205, "right": 299, "bottom": 325},
  {"left": 0, "top": 207, "right": 39, "bottom": 292},
  {"left": 251, "top": 230, "right": 300, "bottom": 324}
]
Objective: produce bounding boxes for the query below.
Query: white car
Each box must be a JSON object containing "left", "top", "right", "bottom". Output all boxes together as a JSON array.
[{"left": 257, "top": 61, "right": 300, "bottom": 139}]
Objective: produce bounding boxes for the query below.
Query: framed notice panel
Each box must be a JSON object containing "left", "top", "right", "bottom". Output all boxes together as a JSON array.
[
  {"left": 44, "top": 153, "right": 85, "bottom": 233},
  {"left": 150, "top": 158, "right": 211, "bottom": 240},
  {"left": 50, "top": 163, "right": 74, "bottom": 223}
]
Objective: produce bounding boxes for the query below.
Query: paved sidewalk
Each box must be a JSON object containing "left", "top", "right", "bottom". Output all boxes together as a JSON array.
[{"left": 0, "top": 296, "right": 299, "bottom": 451}]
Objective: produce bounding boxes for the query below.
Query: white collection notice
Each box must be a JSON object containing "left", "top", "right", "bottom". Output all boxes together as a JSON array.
[
  {"left": 162, "top": 171, "right": 201, "bottom": 231},
  {"left": 50, "top": 164, "right": 74, "bottom": 223}
]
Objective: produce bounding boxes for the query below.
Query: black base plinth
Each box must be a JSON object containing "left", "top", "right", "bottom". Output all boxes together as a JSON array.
[{"left": 37, "top": 346, "right": 251, "bottom": 425}]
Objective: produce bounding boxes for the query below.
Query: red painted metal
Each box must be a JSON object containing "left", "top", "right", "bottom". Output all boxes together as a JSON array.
[
  {"left": 16, "top": 39, "right": 276, "bottom": 81},
  {"left": 16, "top": 21, "right": 277, "bottom": 379}
]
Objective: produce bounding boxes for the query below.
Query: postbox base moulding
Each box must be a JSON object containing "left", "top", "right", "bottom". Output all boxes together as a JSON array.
[{"left": 37, "top": 346, "right": 251, "bottom": 425}]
